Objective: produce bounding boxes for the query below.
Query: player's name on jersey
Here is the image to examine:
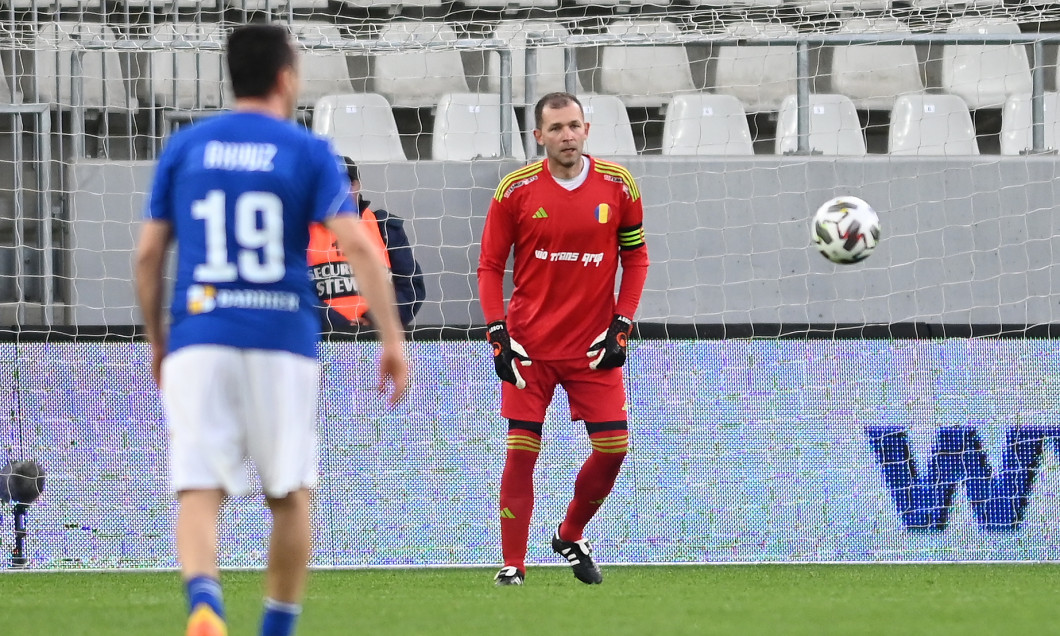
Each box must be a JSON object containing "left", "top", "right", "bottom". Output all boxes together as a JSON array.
[
  {"left": 309, "top": 262, "right": 360, "bottom": 299},
  {"left": 187, "top": 284, "right": 299, "bottom": 315},
  {"left": 203, "top": 141, "right": 277, "bottom": 172}
]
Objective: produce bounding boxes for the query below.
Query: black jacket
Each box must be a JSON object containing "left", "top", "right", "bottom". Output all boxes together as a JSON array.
[{"left": 362, "top": 198, "right": 425, "bottom": 327}]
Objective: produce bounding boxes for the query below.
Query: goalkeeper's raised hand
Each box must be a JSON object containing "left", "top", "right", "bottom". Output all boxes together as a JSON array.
[
  {"left": 587, "top": 315, "right": 633, "bottom": 370},
  {"left": 487, "top": 321, "right": 532, "bottom": 389}
]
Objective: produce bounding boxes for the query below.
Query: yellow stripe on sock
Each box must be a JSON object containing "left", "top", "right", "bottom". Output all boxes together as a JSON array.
[
  {"left": 507, "top": 434, "right": 541, "bottom": 452},
  {"left": 507, "top": 433, "right": 541, "bottom": 443},
  {"left": 591, "top": 435, "right": 629, "bottom": 453},
  {"left": 507, "top": 440, "right": 541, "bottom": 448}
]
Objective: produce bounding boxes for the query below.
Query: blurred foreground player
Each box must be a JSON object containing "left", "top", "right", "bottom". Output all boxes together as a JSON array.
[
  {"left": 477, "top": 91, "right": 649, "bottom": 586},
  {"left": 135, "top": 24, "right": 408, "bottom": 636}
]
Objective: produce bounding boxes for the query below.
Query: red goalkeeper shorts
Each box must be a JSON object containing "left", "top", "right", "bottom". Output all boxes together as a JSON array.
[{"left": 500, "top": 357, "right": 627, "bottom": 423}]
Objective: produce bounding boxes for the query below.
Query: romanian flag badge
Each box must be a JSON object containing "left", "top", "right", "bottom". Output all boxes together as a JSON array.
[{"left": 595, "top": 203, "right": 610, "bottom": 223}]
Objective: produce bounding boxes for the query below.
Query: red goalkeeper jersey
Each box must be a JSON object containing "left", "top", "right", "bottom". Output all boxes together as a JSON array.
[{"left": 478, "top": 156, "right": 649, "bottom": 361}]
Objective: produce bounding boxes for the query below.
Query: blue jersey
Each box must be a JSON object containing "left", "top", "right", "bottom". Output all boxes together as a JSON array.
[{"left": 145, "top": 112, "right": 354, "bottom": 358}]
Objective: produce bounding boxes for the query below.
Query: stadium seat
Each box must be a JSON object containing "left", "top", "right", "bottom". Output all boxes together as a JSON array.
[
  {"left": 136, "top": 22, "right": 227, "bottom": 111},
  {"left": 712, "top": 22, "right": 798, "bottom": 114},
  {"left": 313, "top": 93, "right": 407, "bottom": 162},
  {"left": 287, "top": 21, "right": 355, "bottom": 110},
  {"left": 431, "top": 93, "right": 525, "bottom": 161},
  {"left": 8, "top": 0, "right": 102, "bottom": 7},
  {"left": 775, "top": 93, "right": 866, "bottom": 155},
  {"left": 224, "top": 0, "right": 329, "bottom": 9},
  {"left": 598, "top": 19, "right": 695, "bottom": 108},
  {"left": 123, "top": 1, "right": 214, "bottom": 6},
  {"left": 21, "top": 21, "right": 137, "bottom": 112},
  {"left": 484, "top": 21, "right": 583, "bottom": 104},
  {"left": 340, "top": 0, "right": 442, "bottom": 6},
  {"left": 661, "top": 93, "right": 754, "bottom": 156},
  {"left": 910, "top": 0, "right": 1003, "bottom": 8},
  {"left": 373, "top": 22, "right": 470, "bottom": 109},
  {"left": 787, "top": 0, "right": 889, "bottom": 10},
  {"left": 570, "top": 0, "right": 658, "bottom": 7},
  {"left": 888, "top": 94, "right": 978, "bottom": 155},
  {"left": 829, "top": 17, "right": 923, "bottom": 111},
  {"left": 582, "top": 95, "right": 637, "bottom": 157},
  {"left": 999, "top": 93, "right": 1060, "bottom": 155},
  {"left": 940, "top": 17, "right": 1031, "bottom": 111},
  {"left": 695, "top": 0, "right": 781, "bottom": 6},
  {"left": 462, "top": 0, "right": 557, "bottom": 8}
]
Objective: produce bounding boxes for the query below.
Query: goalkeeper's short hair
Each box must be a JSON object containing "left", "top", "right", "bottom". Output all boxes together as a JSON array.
[{"left": 534, "top": 92, "right": 584, "bottom": 130}]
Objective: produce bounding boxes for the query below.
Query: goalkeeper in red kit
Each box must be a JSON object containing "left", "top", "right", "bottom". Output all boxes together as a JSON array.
[{"left": 477, "top": 92, "right": 649, "bottom": 586}]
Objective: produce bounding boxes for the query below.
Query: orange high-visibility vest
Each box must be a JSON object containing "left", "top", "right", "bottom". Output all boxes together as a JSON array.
[{"left": 307, "top": 209, "right": 391, "bottom": 323}]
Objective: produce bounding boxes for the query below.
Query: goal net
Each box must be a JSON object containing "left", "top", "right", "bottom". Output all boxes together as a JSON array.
[{"left": 2, "top": 0, "right": 1060, "bottom": 568}]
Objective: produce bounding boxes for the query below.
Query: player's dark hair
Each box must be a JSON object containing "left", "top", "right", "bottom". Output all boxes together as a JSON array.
[
  {"left": 534, "top": 92, "right": 584, "bottom": 130},
  {"left": 342, "top": 156, "right": 359, "bottom": 183},
  {"left": 226, "top": 24, "right": 296, "bottom": 99}
]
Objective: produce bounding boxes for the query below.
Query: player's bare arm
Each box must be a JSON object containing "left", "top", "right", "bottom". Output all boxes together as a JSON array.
[
  {"left": 326, "top": 213, "right": 409, "bottom": 404},
  {"left": 134, "top": 219, "right": 173, "bottom": 387}
]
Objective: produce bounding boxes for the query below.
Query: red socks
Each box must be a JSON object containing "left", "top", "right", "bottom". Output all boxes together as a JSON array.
[
  {"left": 499, "top": 428, "right": 541, "bottom": 571},
  {"left": 500, "top": 426, "right": 629, "bottom": 567},
  {"left": 560, "top": 430, "right": 629, "bottom": 542}
]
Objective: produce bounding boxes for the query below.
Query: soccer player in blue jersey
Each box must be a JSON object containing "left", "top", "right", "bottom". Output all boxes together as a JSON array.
[{"left": 134, "top": 24, "right": 409, "bottom": 636}]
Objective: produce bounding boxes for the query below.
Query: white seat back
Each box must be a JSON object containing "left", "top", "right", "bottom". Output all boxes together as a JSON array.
[
  {"left": 25, "top": 21, "right": 136, "bottom": 111},
  {"left": 999, "top": 93, "right": 1060, "bottom": 155},
  {"left": 911, "top": 0, "right": 1004, "bottom": 7},
  {"left": 137, "top": 23, "right": 226, "bottom": 110},
  {"left": 713, "top": 22, "right": 797, "bottom": 113},
  {"left": 830, "top": 17, "right": 923, "bottom": 111},
  {"left": 374, "top": 22, "right": 470, "bottom": 108},
  {"left": 462, "top": 0, "right": 557, "bottom": 7},
  {"left": 225, "top": 0, "right": 329, "bottom": 8},
  {"left": 432, "top": 93, "right": 525, "bottom": 161},
  {"left": 888, "top": 94, "right": 979, "bottom": 155},
  {"left": 662, "top": 93, "right": 753, "bottom": 156},
  {"left": 340, "top": 0, "right": 441, "bottom": 6},
  {"left": 485, "top": 22, "right": 582, "bottom": 104},
  {"left": 598, "top": 19, "right": 694, "bottom": 107},
  {"left": 313, "top": 93, "right": 407, "bottom": 162},
  {"left": 582, "top": 95, "right": 637, "bottom": 157},
  {"left": 288, "top": 22, "right": 354, "bottom": 109},
  {"left": 775, "top": 94, "right": 866, "bottom": 156},
  {"left": 788, "top": 0, "right": 889, "bottom": 10},
  {"left": 941, "top": 17, "right": 1031, "bottom": 110}
]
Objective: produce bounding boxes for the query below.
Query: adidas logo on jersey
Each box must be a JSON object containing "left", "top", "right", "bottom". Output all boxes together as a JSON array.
[{"left": 532, "top": 208, "right": 548, "bottom": 219}]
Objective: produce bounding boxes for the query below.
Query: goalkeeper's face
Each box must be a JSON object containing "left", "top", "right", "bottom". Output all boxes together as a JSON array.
[{"left": 534, "top": 103, "right": 590, "bottom": 171}]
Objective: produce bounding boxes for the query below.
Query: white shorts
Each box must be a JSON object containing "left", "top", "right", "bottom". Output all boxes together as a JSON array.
[{"left": 162, "top": 345, "right": 320, "bottom": 498}]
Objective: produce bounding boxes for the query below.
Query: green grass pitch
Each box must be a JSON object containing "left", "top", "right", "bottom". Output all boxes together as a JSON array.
[{"left": 2, "top": 564, "right": 1059, "bottom": 635}]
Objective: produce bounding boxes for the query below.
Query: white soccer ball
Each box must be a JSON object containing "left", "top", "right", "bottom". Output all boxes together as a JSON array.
[{"left": 811, "top": 196, "right": 881, "bottom": 264}]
